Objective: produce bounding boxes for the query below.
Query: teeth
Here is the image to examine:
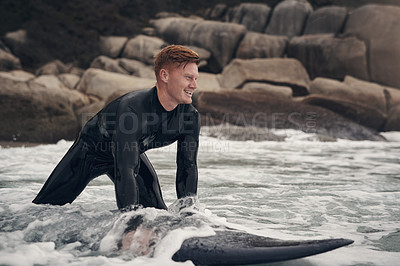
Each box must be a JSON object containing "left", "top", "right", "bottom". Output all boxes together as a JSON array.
[{"left": 184, "top": 90, "right": 192, "bottom": 96}]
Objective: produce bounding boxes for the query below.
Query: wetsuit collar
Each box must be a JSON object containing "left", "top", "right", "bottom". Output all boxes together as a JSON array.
[{"left": 154, "top": 86, "right": 176, "bottom": 113}]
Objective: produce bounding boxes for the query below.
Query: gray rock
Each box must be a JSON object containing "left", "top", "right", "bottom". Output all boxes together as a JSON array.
[
  {"left": 303, "top": 94, "right": 387, "bottom": 131},
  {"left": 90, "top": 55, "right": 129, "bottom": 74},
  {"left": 288, "top": 34, "right": 369, "bottom": 81},
  {"left": 344, "top": 4, "right": 400, "bottom": 89},
  {"left": 236, "top": 32, "right": 288, "bottom": 59},
  {"left": 311, "top": 77, "right": 387, "bottom": 113},
  {"left": 194, "top": 89, "right": 385, "bottom": 141},
  {"left": 99, "top": 36, "right": 128, "bottom": 58},
  {"left": 150, "top": 17, "right": 200, "bottom": 44},
  {"left": 189, "top": 21, "right": 247, "bottom": 72},
  {"left": 304, "top": 6, "right": 347, "bottom": 35},
  {"left": 265, "top": 0, "right": 313, "bottom": 37},
  {"left": 0, "top": 72, "right": 89, "bottom": 142},
  {"left": 57, "top": 73, "right": 81, "bottom": 90},
  {"left": 206, "top": 4, "right": 228, "bottom": 20},
  {"left": 201, "top": 124, "right": 285, "bottom": 142},
  {"left": 76, "top": 68, "right": 155, "bottom": 100},
  {"left": 230, "top": 3, "right": 271, "bottom": 32},
  {"left": 122, "top": 35, "right": 166, "bottom": 65},
  {"left": 219, "top": 58, "right": 310, "bottom": 96}
]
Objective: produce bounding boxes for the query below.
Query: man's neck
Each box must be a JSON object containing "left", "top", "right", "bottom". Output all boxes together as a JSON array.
[{"left": 155, "top": 83, "right": 178, "bottom": 111}]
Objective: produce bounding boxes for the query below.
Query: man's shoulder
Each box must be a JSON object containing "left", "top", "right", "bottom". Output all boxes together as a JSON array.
[{"left": 181, "top": 103, "right": 199, "bottom": 115}]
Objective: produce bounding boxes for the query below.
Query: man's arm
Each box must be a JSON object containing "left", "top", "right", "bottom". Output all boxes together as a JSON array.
[
  {"left": 176, "top": 110, "right": 200, "bottom": 198},
  {"left": 113, "top": 104, "right": 142, "bottom": 210}
]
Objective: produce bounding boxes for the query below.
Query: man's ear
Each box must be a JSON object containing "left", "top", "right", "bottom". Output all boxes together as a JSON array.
[{"left": 160, "top": 69, "right": 169, "bottom": 83}]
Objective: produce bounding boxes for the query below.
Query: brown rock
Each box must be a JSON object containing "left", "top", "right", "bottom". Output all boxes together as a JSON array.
[
  {"left": 122, "top": 35, "right": 166, "bottom": 65},
  {"left": 230, "top": 3, "right": 271, "bottom": 32},
  {"left": 90, "top": 55, "right": 129, "bottom": 75},
  {"left": 150, "top": 17, "right": 200, "bottom": 45},
  {"left": 193, "top": 90, "right": 385, "bottom": 141},
  {"left": 303, "top": 94, "right": 387, "bottom": 131},
  {"left": 265, "top": 0, "right": 313, "bottom": 37},
  {"left": 57, "top": 73, "right": 81, "bottom": 90},
  {"left": 219, "top": 58, "right": 310, "bottom": 96},
  {"left": 76, "top": 68, "right": 155, "bottom": 100},
  {"left": 99, "top": 36, "right": 128, "bottom": 58},
  {"left": 304, "top": 6, "right": 347, "bottom": 35},
  {"left": 0, "top": 72, "right": 84, "bottom": 142},
  {"left": 288, "top": 34, "right": 369, "bottom": 80},
  {"left": 118, "top": 58, "right": 155, "bottom": 79},
  {"left": 236, "top": 32, "right": 288, "bottom": 59},
  {"left": 344, "top": 4, "right": 400, "bottom": 89},
  {"left": 189, "top": 21, "right": 247, "bottom": 72}
]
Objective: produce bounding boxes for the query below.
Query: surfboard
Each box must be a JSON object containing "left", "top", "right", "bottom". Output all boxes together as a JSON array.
[{"left": 172, "top": 230, "right": 353, "bottom": 265}]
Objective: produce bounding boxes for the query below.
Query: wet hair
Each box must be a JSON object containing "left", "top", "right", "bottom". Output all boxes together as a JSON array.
[{"left": 154, "top": 45, "right": 200, "bottom": 79}]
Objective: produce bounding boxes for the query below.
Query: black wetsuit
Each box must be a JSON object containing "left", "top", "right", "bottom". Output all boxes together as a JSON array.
[{"left": 32, "top": 87, "right": 200, "bottom": 210}]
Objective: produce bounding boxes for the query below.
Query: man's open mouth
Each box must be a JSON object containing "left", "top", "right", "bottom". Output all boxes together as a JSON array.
[{"left": 184, "top": 89, "right": 193, "bottom": 96}]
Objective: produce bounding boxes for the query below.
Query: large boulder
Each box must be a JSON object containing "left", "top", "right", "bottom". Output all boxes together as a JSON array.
[
  {"left": 193, "top": 90, "right": 385, "bottom": 141},
  {"left": 229, "top": 3, "right": 271, "bottom": 32},
  {"left": 76, "top": 68, "right": 155, "bottom": 100},
  {"left": 122, "top": 35, "right": 166, "bottom": 65},
  {"left": 99, "top": 36, "right": 128, "bottom": 58},
  {"left": 0, "top": 46, "right": 22, "bottom": 71},
  {"left": 150, "top": 17, "right": 200, "bottom": 45},
  {"left": 236, "top": 32, "right": 288, "bottom": 59},
  {"left": 302, "top": 95, "right": 387, "bottom": 131},
  {"left": 344, "top": 4, "right": 400, "bottom": 89},
  {"left": 288, "top": 34, "right": 369, "bottom": 80},
  {"left": 308, "top": 77, "right": 389, "bottom": 131},
  {"left": 150, "top": 18, "right": 246, "bottom": 72},
  {"left": 311, "top": 77, "right": 387, "bottom": 113},
  {"left": 265, "top": 0, "right": 313, "bottom": 37},
  {"left": 219, "top": 58, "right": 310, "bottom": 96},
  {"left": 196, "top": 72, "right": 223, "bottom": 92},
  {"left": 33, "top": 75, "right": 90, "bottom": 109},
  {"left": 0, "top": 72, "right": 87, "bottom": 142},
  {"left": 303, "top": 6, "right": 348, "bottom": 35},
  {"left": 189, "top": 21, "right": 247, "bottom": 72}
]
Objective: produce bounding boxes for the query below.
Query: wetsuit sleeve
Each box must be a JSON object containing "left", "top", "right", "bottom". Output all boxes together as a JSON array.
[
  {"left": 176, "top": 110, "right": 200, "bottom": 198},
  {"left": 113, "top": 104, "right": 141, "bottom": 210}
]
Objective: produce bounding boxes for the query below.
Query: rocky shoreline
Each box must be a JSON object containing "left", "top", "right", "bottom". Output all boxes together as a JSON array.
[{"left": 1, "top": 1, "right": 399, "bottom": 143}]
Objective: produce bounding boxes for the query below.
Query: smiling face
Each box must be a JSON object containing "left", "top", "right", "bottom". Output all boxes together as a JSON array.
[{"left": 161, "top": 62, "right": 199, "bottom": 107}]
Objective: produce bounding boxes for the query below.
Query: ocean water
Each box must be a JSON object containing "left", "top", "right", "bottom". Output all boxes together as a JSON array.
[{"left": 0, "top": 129, "right": 400, "bottom": 266}]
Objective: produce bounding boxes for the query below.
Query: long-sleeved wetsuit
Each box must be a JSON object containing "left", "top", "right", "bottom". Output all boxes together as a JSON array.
[{"left": 32, "top": 87, "right": 200, "bottom": 210}]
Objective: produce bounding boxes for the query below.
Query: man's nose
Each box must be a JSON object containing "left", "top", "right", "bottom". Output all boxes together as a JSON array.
[{"left": 190, "top": 78, "right": 197, "bottom": 89}]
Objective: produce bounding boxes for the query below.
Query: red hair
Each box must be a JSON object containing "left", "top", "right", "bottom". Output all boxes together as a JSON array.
[{"left": 154, "top": 45, "right": 200, "bottom": 79}]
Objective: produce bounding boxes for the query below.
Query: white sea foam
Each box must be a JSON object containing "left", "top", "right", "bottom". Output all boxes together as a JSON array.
[{"left": 1, "top": 131, "right": 400, "bottom": 265}]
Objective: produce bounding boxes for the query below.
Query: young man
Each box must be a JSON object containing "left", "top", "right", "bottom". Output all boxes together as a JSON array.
[{"left": 33, "top": 45, "right": 201, "bottom": 210}]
